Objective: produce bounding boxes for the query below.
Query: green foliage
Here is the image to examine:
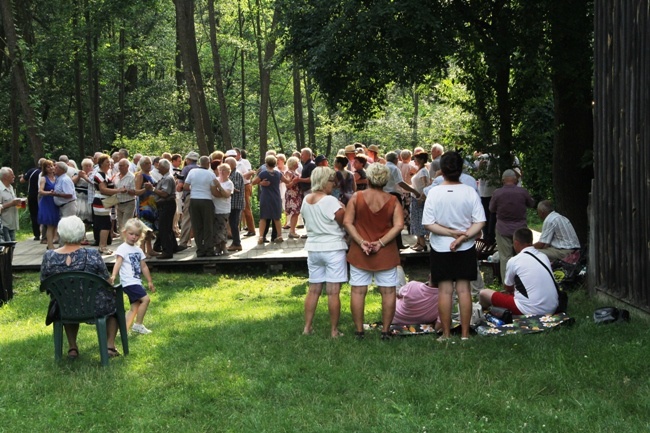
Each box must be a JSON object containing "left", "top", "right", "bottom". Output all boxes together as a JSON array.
[{"left": 110, "top": 131, "right": 199, "bottom": 157}]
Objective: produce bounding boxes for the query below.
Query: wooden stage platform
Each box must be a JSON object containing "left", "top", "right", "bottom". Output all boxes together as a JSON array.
[{"left": 11, "top": 228, "right": 430, "bottom": 273}]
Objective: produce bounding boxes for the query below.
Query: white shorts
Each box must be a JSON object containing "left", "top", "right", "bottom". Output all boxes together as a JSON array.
[
  {"left": 307, "top": 250, "right": 348, "bottom": 283},
  {"left": 349, "top": 264, "right": 398, "bottom": 287}
]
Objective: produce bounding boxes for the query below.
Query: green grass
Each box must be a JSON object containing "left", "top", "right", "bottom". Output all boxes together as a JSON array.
[{"left": 1, "top": 267, "right": 649, "bottom": 432}]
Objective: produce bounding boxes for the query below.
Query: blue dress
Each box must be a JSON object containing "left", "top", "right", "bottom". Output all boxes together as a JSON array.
[
  {"left": 38, "top": 176, "right": 60, "bottom": 226},
  {"left": 258, "top": 169, "right": 282, "bottom": 220}
]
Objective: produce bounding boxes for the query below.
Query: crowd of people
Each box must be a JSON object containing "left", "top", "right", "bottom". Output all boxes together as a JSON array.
[{"left": 3, "top": 140, "right": 582, "bottom": 352}]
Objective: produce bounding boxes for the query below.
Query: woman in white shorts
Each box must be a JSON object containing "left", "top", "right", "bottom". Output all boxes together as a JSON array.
[
  {"left": 344, "top": 163, "right": 404, "bottom": 340},
  {"left": 300, "top": 167, "right": 347, "bottom": 338}
]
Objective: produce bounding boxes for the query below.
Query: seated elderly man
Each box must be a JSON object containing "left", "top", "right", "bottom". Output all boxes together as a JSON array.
[
  {"left": 533, "top": 200, "right": 580, "bottom": 261},
  {"left": 479, "top": 228, "right": 558, "bottom": 316},
  {"left": 393, "top": 279, "right": 441, "bottom": 330}
]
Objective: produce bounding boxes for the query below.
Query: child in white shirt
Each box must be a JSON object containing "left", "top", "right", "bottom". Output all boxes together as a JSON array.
[{"left": 110, "top": 218, "right": 155, "bottom": 334}]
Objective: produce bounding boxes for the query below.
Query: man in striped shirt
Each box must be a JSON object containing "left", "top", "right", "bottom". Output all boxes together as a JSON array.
[{"left": 533, "top": 200, "right": 580, "bottom": 261}]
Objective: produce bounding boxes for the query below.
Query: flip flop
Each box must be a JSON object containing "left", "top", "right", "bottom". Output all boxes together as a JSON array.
[
  {"left": 107, "top": 347, "right": 120, "bottom": 358},
  {"left": 67, "top": 348, "right": 79, "bottom": 359}
]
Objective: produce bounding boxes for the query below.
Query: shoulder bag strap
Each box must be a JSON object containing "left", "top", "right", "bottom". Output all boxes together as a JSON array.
[{"left": 524, "top": 251, "right": 559, "bottom": 293}]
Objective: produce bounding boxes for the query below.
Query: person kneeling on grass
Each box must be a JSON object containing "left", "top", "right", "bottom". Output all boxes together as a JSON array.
[
  {"left": 479, "top": 227, "right": 558, "bottom": 316},
  {"left": 109, "top": 218, "right": 156, "bottom": 334}
]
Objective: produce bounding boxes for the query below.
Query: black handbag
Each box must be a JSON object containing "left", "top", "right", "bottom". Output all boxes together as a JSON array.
[{"left": 524, "top": 251, "right": 568, "bottom": 314}]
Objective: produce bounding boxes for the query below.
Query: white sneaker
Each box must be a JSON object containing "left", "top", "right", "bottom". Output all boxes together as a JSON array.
[{"left": 132, "top": 323, "right": 152, "bottom": 334}]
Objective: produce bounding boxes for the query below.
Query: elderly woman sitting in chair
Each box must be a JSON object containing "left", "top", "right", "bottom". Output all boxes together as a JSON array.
[{"left": 40, "top": 216, "right": 120, "bottom": 359}]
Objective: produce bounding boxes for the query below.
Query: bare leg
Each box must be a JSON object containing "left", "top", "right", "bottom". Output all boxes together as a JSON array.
[
  {"left": 125, "top": 301, "right": 140, "bottom": 329},
  {"left": 63, "top": 324, "right": 80, "bottom": 350},
  {"left": 350, "top": 285, "right": 368, "bottom": 333},
  {"left": 100, "top": 229, "right": 110, "bottom": 250},
  {"left": 135, "top": 295, "right": 150, "bottom": 325},
  {"left": 326, "top": 282, "right": 342, "bottom": 337},
  {"left": 456, "top": 280, "right": 472, "bottom": 339},
  {"left": 438, "top": 280, "right": 454, "bottom": 338},
  {"left": 378, "top": 286, "right": 396, "bottom": 333},
  {"left": 479, "top": 289, "right": 497, "bottom": 309},
  {"left": 303, "top": 283, "right": 322, "bottom": 335},
  {"left": 273, "top": 219, "right": 283, "bottom": 237},
  {"left": 289, "top": 213, "right": 299, "bottom": 236},
  {"left": 258, "top": 219, "right": 267, "bottom": 242},
  {"left": 107, "top": 316, "right": 118, "bottom": 350},
  {"left": 46, "top": 225, "right": 56, "bottom": 249}
]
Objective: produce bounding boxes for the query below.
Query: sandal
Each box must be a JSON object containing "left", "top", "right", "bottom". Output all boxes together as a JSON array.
[
  {"left": 99, "top": 248, "right": 113, "bottom": 255},
  {"left": 272, "top": 237, "right": 284, "bottom": 243},
  {"left": 258, "top": 237, "right": 265, "bottom": 245},
  {"left": 107, "top": 347, "right": 120, "bottom": 358},
  {"left": 288, "top": 233, "right": 300, "bottom": 239},
  {"left": 381, "top": 332, "right": 392, "bottom": 341},
  {"left": 411, "top": 244, "right": 424, "bottom": 252},
  {"left": 355, "top": 331, "right": 365, "bottom": 340},
  {"left": 67, "top": 348, "right": 79, "bottom": 359}
]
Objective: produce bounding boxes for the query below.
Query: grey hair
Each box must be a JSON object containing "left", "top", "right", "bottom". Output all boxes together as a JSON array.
[
  {"left": 537, "top": 200, "right": 554, "bottom": 214},
  {"left": 199, "top": 156, "right": 211, "bottom": 168},
  {"left": 287, "top": 156, "right": 299, "bottom": 170},
  {"left": 431, "top": 143, "right": 444, "bottom": 154},
  {"left": 55, "top": 161, "right": 69, "bottom": 172},
  {"left": 57, "top": 216, "right": 86, "bottom": 244},
  {"left": 502, "top": 169, "right": 517, "bottom": 180},
  {"left": 385, "top": 152, "right": 398, "bottom": 163},
  {"left": 158, "top": 159, "right": 170, "bottom": 170},
  {"left": 0, "top": 167, "right": 11, "bottom": 180},
  {"left": 301, "top": 148, "right": 313, "bottom": 158},
  {"left": 81, "top": 158, "right": 93, "bottom": 169}
]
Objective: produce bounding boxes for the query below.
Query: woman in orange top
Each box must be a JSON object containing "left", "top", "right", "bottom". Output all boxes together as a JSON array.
[{"left": 344, "top": 163, "right": 404, "bottom": 340}]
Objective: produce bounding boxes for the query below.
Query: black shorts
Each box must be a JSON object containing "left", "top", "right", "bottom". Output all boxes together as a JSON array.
[
  {"left": 429, "top": 246, "right": 477, "bottom": 284},
  {"left": 93, "top": 214, "right": 112, "bottom": 231}
]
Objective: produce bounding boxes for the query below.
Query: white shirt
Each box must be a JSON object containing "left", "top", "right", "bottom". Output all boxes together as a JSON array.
[
  {"left": 539, "top": 211, "right": 580, "bottom": 249},
  {"left": 115, "top": 243, "right": 147, "bottom": 288},
  {"left": 422, "top": 183, "right": 485, "bottom": 252},
  {"left": 383, "top": 161, "right": 404, "bottom": 194},
  {"left": 53, "top": 174, "right": 77, "bottom": 206},
  {"left": 236, "top": 158, "right": 252, "bottom": 184},
  {"left": 427, "top": 173, "right": 478, "bottom": 194},
  {"left": 300, "top": 195, "right": 347, "bottom": 251},
  {"left": 505, "top": 246, "right": 559, "bottom": 315},
  {"left": 212, "top": 179, "right": 234, "bottom": 214},
  {"left": 185, "top": 168, "right": 217, "bottom": 200}
]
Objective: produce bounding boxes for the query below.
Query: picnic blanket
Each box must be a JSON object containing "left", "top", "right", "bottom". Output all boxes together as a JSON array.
[
  {"left": 363, "top": 320, "right": 460, "bottom": 336},
  {"left": 475, "top": 313, "right": 574, "bottom": 336}
]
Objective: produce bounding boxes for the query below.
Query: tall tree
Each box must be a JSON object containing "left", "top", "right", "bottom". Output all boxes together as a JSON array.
[
  {"left": 250, "top": 0, "right": 279, "bottom": 162},
  {"left": 292, "top": 60, "right": 305, "bottom": 150},
  {"left": 0, "top": 0, "right": 44, "bottom": 162},
  {"left": 547, "top": 0, "right": 593, "bottom": 243},
  {"left": 174, "top": 0, "right": 215, "bottom": 155},
  {"left": 208, "top": 0, "right": 233, "bottom": 149}
]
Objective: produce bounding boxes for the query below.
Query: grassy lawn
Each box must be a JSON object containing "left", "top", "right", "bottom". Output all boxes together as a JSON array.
[{"left": 1, "top": 265, "right": 649, "bottom": 432}]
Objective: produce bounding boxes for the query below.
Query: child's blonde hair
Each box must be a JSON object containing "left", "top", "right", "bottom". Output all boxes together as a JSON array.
[{"left": 121, "top": 218, "right": 148, "bottom": 243}]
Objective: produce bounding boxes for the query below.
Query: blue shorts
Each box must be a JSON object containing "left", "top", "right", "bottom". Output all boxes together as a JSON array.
[{"left": 123, "top": 284, "right": 147, "bottom": 304}]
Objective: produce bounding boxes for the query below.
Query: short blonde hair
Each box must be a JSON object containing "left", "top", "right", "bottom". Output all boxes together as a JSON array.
[
  {"left": 287, "top": 156, "right": 299, "bottom": 170},
  {"left": 121, "top": 218, "right": 148, "bottom": 241},
  {"left": 310, "top": 166, "right": 335, "bottom": 192},
  {"left": 218, "top": 164, "right": 231, "bottom": 175},
  {"left": 366, "top": 163, "right": 390, "bottom": 188}
]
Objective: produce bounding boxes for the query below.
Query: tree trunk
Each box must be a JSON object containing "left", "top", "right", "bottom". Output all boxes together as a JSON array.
[
  {"left": 118, "top": 27, "right": 126, "bottom": 138},
  {"left": 269, "top": 94, "right": 283, "bottom": 150},
  {"left": 10, "top": 80, "right": 21, "bottom": 169},
  {"left": 0, "top": 0, "right": 44, "bottom": 163},
  {"left": 84, "top": 3, "right": 101, "bottom": 151},
  {"left": 548, "top": 0, "right": 593, "bottom": 244},
  {"left": 292, "top": 60, "right": 305, "bottom": 150},
  {"left": 174, "top": 14, "right": 188, "bottom": 130},
  {"left": 238, "top": 0, "right": 246, "bottom": 150},
  {"left": 208, "top": 0, "right": 232, "bottom": 149},
  {"left": 411, "top": 87, "right": 419, "bottom": 147},
  {"left": 73, "top": 1, "right": 85, "bottom": 157},
  {"left": 252, "top": 0, "right": 279, "bottom": 164},
  {"left": 304, "top": 73, "right": 316, "bottom": 148},
  {"left": 174, "top": 0, "right": 215, "bottom": 155}
]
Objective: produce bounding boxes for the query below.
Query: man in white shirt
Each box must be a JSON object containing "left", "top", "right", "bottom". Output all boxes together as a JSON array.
[
  {"left": 235, "top": 148, "right": 256, "bottom": 236},
  {"left": 53, "top": 162, "right": 78, "bottom": 218},
  {"left": 0, "top": 167, "right": 21, "bottom": 241},
  {"left": 479, "top": 228, "right": 558, "bottom": 315},
  {"left": 533, "top": 200, "right": 581, "bottom": 261}
]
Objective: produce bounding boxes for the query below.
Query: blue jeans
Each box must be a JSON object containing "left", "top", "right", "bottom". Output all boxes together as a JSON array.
[{"left": 1, "top": 226, "right": 16, "bottom": 242}]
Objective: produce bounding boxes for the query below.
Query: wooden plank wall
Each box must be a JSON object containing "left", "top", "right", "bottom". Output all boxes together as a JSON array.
[{"left": 592, "top": 0, "right": 650, "bottom": 311}]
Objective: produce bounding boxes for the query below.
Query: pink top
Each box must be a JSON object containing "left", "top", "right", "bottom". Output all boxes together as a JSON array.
[{"left": 393, "top": 281, "right": 439, "bottom": 325}]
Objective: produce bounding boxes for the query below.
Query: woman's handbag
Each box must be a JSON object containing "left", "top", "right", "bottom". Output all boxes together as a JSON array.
[{"left": 100, "top": 194, "right": 119, "bottom": 208}]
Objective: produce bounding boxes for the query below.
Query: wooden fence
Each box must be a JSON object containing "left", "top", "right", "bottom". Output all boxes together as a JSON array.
[{"left": 591, "top": 0, "right": 650, "bottom": 311}]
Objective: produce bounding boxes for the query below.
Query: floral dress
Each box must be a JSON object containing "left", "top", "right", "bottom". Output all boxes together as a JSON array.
[{"left": 284, "top": 170, "right": 303, "bottom": 216}]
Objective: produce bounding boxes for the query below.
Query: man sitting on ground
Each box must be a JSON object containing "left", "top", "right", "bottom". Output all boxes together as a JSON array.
[
  {"left": 533, "top": 200, "right": 581, "bottom": 261},
  {"left": 479, "top": 228, "right": 558, "bottom": 316}
]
